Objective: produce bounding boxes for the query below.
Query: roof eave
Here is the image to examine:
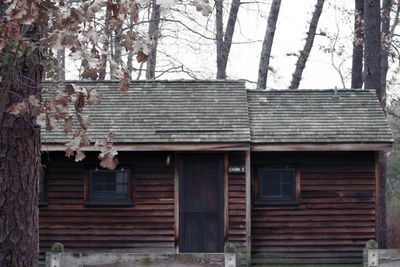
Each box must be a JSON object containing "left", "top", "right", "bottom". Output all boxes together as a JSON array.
[
  {"left": 41, "top": 142, "right": 251, "bottom": 152},
  {"left": 250, "top": 142, "right": 393, "bottom": 152}
]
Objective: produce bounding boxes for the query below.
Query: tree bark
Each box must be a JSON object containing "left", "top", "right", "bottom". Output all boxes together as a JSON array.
[
  {"left": 351, "top": 0, "right": 364, "bottom": 88},
  {"left": 289, "top": 0, "right": 324, "bottom": 89},
  {"left": 364, "top": 0, "right": 386, "bottom": 249},
  {"left": 381, "top": 0, "right": 396, "bottom": 93},
  {"left": 364, "top": 0, "right": 382, "bottom": 99},
  {"left": 216, "top": 0, "right": 240, "bottom": 79},
  {"left": 0, "top": 25, "right": 42, "bottom": 267},
  {"left": 257, "top": 0, "right": 281, "bottom": 89},
  {"left": 146, "top": 0, "right": 161, "bottom": 80}
]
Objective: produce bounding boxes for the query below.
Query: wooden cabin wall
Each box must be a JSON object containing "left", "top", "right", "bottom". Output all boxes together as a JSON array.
[
  {"left": 39, "top": 151, "right": 249, "bottom": 260},
  {"left": 227, "top": 152, "right": 248, "bottom": 260},
  {"left": 251, "top": 151, "right": 376, "bottom": 263},
  {"left": 39, "top": 151, "right": 176, "bottom": 259}
]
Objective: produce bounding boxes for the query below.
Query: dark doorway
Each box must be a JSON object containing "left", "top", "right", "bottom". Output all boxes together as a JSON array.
[{"left": 179, "top": 154, "right": 224, "bottom": 252}]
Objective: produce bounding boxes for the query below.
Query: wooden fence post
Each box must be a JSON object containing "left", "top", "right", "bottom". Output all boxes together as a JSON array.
[
  {"left": 225, "top": 242, "right": 238, "bottom": 267},
  {"left": 46, "top": 242, "right": 64, "bottom": 267},
  {"left": 363, "top": 239, "right": 378, "bottom": 267}
]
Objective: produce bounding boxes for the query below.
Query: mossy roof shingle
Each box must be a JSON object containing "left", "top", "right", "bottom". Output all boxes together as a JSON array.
[
  {"left": 247, "top": 89, "right": 393, "bottom": 143},
  {"left": 41, "top": 80, "right": 250, "bottom": 143},
  {"left": 41, "top": 82, "right": 393, "bottom": 145}
]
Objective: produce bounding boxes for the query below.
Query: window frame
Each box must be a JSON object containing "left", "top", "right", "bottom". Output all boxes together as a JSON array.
[
  {"left": 85, "top": 167, "right": 135, "bottom": 206},
  {"left": 255, "top": 168, "right": 300, "bottom": 206}
]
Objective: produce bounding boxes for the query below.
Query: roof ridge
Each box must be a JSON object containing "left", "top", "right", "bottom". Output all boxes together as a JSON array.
[{"left": 42, "top": 79, "right": 246, "bottom": 84}]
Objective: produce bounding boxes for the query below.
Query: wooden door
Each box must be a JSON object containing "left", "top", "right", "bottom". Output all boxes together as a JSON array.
[{"left": 179, "top": 154, "right": 224, "bottom": 252}]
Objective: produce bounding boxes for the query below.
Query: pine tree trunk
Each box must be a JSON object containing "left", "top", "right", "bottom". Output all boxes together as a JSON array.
[
  {"left": 146, "top": 0, "right": 161, "bottom": 80},
  {"left": 364, "top": 0, "right": 386, "bottom": 249},
  {"left": 257, "top": 0, "right": 281, "bottom": 89},
  {"left": 364, "top": 0, "right": 382, "bottom": 99},
  {"left": 351, "top": 0, "right": 364, "bottom": 88},
  {"left": 381, "top": 0, "right": 394, "bottom": 93},
  {"left": 216, "top": 0, "right": 240, "bottom": 79},
  {"left": 0, "top": 25, "right": 42, "bottom": 267},
  {"left": 289, "top": 0, "right": 324, "bottom": 89}
]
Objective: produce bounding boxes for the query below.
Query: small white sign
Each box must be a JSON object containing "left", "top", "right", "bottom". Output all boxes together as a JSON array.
[{"left": 228, "top": 166, "right": 245, "bottom": 173}]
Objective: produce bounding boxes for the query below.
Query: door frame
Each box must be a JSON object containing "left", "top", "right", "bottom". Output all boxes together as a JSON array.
[{"left": 174, "top": 153, "right": 228, "bottom": 253}]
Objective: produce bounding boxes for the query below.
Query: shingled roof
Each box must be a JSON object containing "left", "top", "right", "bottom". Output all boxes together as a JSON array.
[
  {"left": 41, "top": 82, "right": 393, "bottom": 146},
  {"left": 41, "top": 80, "right": 250, "bottom": 144},
  {"left": 247, "top": 89, "right": 393, "bottom": 143}
]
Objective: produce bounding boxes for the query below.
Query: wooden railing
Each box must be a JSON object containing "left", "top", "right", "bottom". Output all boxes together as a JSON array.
[{"left": 363, "top": 240, "right": 400, "bottom": 267}]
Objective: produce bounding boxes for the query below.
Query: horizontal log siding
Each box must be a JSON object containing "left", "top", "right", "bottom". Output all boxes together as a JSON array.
[
  {"left": 39, "top": 151, "right": 175, "bottom": 259},
  {"left": 228, "top": 152, "right": 248, "bottom": 266},
  {"left": 251, "top": 151, "right": 376, "bottom": 262}
]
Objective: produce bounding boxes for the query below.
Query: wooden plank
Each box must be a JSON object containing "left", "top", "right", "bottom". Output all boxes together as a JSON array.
[
  {"left": 245, "top": 149, "right": 251, "bottom": 262},
  {"left": 43, "top": 143, "right": 250, "bottom": 152},
  {"left": 174, "top": 152, "right": 179, "bottom": 252},
  {"left": 295, "top": 169, "right": 301, "bottom": 202},
  {"left": 375, "top": 151, "right": 379, "bottom": 242},
  {"left": 45, "top": 253, "right": 226, "bottom": 267},
  {"left": 251, "top": 143, "right": 392, "bottom": 151},
  {"left": 224, "top": 153, "right": 229, "bottom": 241}
]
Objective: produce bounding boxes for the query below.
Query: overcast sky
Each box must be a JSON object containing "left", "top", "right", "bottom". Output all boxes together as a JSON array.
[{"left": 65, "top": 0, "right": 400, "bottom": 94}]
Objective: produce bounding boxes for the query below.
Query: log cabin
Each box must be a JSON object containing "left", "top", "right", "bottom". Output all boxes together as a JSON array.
[{"left": 40, "top": 80, "right": 393, "bottom": 265}]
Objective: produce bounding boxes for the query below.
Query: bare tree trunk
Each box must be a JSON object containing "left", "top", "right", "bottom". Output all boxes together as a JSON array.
[
  {"left": 364, "top": 0, "right": 382, "bottom": 99},
  {"left": 381, "top": 0, "right": 396, "bottom": 93},
  {"left": 113, "top": 25, "right": 123, "bottom": 77},
  {"left": 216, "top": 0, "right": 240, "bottom": 79},
  {"left": 364, "top": 0, "right": 386, "bottom": 249},
  {"left": 127, "top": 15, "right": 135, "bottom": 79},
  {"left": 289, "top": 0, "right": 324, "bottom": 89},
  {"left": 99, "top": 3, "right": 112, "bottom": 80},
  {"left": 351, "top": 0, "right": 364, "bottom": 88},
  {"left": 0, "top": 24, "right": 42, "bottom": 267},
  {"left": 146, "top": 0, "right": 161, "bottom": 80},
  {"left": 57, "top": 48, "right": 65, "bottom": 81},
  {"left": 257, "top": 0, "right": 281, "bottom": 89}
]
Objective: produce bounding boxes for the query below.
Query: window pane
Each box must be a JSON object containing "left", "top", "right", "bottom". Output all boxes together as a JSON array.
[
  {"left": 259, "top": 169, "right": 295, "bottom": 202},
  {"left": 39, "top": 168, "right": 45, "bottom": 202},
  {"left": 282, "top": 183, "right": 293, "bottom": 197},
  {"left": 90, "top": 169, "right": 130, "bottom": 202},
  {"left": 261, "top": 171, "right": 281, "bottom": 197}
]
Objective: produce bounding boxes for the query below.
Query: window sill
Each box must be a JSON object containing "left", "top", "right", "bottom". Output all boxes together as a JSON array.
[
  {"left": 253, "top": 200, "right": 300, "bottom": 206},
  {"left": 84, "top": 201, "right": 135, "bottom": 207},
  {"left": 39, "top": 201, "right": 48, "bottom": 207}
]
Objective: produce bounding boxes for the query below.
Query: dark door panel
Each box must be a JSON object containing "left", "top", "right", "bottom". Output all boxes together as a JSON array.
[{"left": 179, "top": 154, "right": 224, "bottom": 252}]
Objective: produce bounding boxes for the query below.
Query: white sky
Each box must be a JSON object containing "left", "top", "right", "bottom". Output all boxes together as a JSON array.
[
  {"left": 65, "top": 0, "right": 399, "bottom": 95},
  {"left": 219, "top": 0, "right": 354, "bottom": 89},
  {"left": 154, "top": 0, "right": 356, "bottom": 89}
]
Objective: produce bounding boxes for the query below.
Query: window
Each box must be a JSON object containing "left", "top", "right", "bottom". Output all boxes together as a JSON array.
[
  {"left": 39, "top": 166, "right": 47, "bottom": 205},
  {"left": 88, "top": 168, "right": 132, "bottom": 205},
  {"left": 257, "top": 168, "right": 296, "bottom": 204}
]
